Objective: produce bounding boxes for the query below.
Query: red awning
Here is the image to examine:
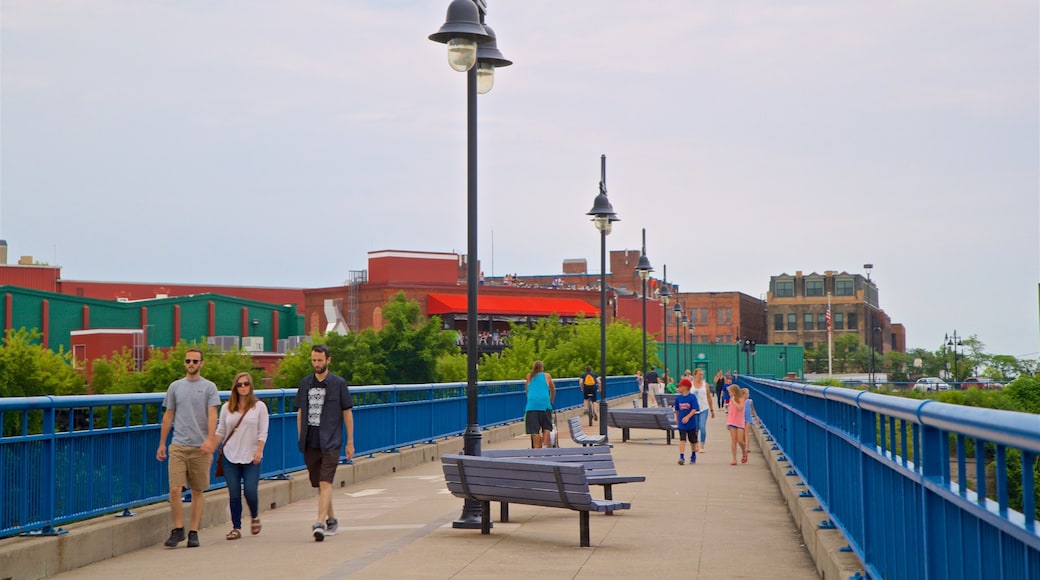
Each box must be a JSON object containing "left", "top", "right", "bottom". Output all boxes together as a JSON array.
[{"left": 426, "top": 294, "right": 600, "bottom": 317}]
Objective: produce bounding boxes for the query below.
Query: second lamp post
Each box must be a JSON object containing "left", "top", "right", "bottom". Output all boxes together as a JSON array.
[{"left": 587, "top": 155, "right": 618, "bottom": 438}]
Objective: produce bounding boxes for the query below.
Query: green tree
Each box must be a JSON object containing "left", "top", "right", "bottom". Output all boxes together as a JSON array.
[
  {"left": 0, "top": 328, "right": 86, "bottom": 397},
  {"left": 90, "top": 341, "right": 261, "bottom": 394}
]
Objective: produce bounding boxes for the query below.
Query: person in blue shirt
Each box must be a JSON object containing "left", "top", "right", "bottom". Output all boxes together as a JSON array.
[
  {"left": 673, "top": 378, "right": 700, "bottom": 465},
  {"left": 524, "top": 360, "right": 556, "bottom": 448}
]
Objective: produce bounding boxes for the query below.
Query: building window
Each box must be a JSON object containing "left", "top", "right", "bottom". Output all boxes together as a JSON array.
[
  {"left": 725, "top": 307, "right": 732, "bottom": 325},
  {"left": 847, "top": 312, "right": 858, "bottom": 330},
  {"left": 834, "top": 313, "right": 844, "bottom": 330},
  {"left": 717, "top": 308, "right": 724, "bottom": 325},
  {"left": 817, "top": 312, "right": 826, "bottom": 330},
  {"left": 774, "top": 314, "right": 784, "bottom": 331},
  {"left": 787, "top": 314, "right": 797, "bottom": 331},
  {"left": 775, "top": 279, "right": 794, "bottom": 297},
  {"left": 805, "top": 279, "right": 824, "bottom": 297},
  {"left": 804, "top": 313, "right": 814, "bottom": 331},
  {"left": 804, "top": 342, "right": 813, "bottom": 349},
  {"left": 835, "top": 278, "right": 855, "bottom": 296},
  {"left": 700, "top": 308, "right": 707, "bottom": 325}
]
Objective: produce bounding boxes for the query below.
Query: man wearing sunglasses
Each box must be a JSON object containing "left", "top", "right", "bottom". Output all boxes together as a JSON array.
[{"left": 156, "top": 348, "right": 220, "bottom": 548}]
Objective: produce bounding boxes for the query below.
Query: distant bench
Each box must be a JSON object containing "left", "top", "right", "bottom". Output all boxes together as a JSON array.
[
  {"left": 441, "top": 454, "right": 631, "bottom": 547},
  {"left": 607, "top": 408, "right": 677, "bottom": 444},
  {"left": 482, "top": 445, "right": 645, "bottom": 517},
  {"left": 567, "top": 416, "right": 607, "bottom": 446},
  {"left": 655, "top": 393, "right": 678, "bottom": 408}
]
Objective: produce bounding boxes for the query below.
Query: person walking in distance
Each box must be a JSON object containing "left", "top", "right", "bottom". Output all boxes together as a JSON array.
[
  {"left": 690, "top": 368, "right": 715, "bottom": 452},
  {"left": 726, "top": 384, "right": 748, "bottom": 466},
  {"left": 296, "top": 344, "right": 355, "bottom": 542},
  {"left": 714, "top": 370, "right": 725, "bottom": 409},
  {"left": 644, "top": 366, "right": 659, "bottom": 406},
  {"left": 217, "top": 371, "right": 269, "bottom": 540},
  {"left": 524, "top": 360, "right": 556, "bottom": 448},
  {"left": 156, "top": 348, "right": 220, "bottom": 548},
  {"left": 673, "top": 378, "right": 700, "bottom": 465}
]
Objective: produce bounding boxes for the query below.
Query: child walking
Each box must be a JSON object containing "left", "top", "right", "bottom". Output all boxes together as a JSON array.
[
  {"left": 741, "top": 387, "right": 757, "bottom": 454},
  {"left": 726, "top": 384, "right": 747, "bottom": 465},
  {"left": 674, "top": 378, "right": 700, "bottom": 465}
]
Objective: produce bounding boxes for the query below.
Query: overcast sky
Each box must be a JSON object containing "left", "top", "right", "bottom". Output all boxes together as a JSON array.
[{"left": 2, "top": 1, "right": 1037, "bottom": 358}]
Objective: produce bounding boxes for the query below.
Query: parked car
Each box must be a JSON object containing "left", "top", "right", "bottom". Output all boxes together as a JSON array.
[
  {"left": 913, "top": 377, "right": 952, "bottom": 392},
  {"left": 961, "top": 376, "right": 1003, "bottom": 390}
]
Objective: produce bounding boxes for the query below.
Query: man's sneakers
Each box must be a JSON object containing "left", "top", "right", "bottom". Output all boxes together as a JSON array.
[
  {"left": 313, "top": 522, "right": 326, "bottom": 542},
  {"left": 678, "top": 454, "right": 685, "bottom": 465},
  {"left": 690, "top": 453, "right": 697, "bottom": 464},
  {"left": 186, "top": 530, "right": 200, "bottom": 548},
  {"left": 325, "top": 517, "right": 339, "bottom": 536},
  {"left": 164, "top": 527, "right": 185, "bottom": 547}
]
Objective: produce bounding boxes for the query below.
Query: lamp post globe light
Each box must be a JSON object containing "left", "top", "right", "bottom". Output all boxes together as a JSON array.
[
  {"left": 587, "top": 155, "right": 618, "bottom": 438},
  {"left": 429, "top": 0, "right": 510, "bottom": 530},
  {"left": 659, "top": 267, "right": 671, "bottom": 385},
  {"left": 636, "top": 229, "right": 653, "bottom": 408}
]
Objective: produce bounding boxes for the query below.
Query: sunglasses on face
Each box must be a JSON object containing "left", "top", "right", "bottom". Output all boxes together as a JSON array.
[
  {"left": 185, "top": 359, "right": 201, "bottom": 364},
  {"left": 235, "top": 381, "right": 252, "bottom": 387}
]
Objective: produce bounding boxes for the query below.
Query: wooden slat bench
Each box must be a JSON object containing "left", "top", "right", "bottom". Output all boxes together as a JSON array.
[
  {"left": 607, "top": 408, "right": 677, "bottom": 444},
  {"left": 655, "top": 393, "right": 678, "bottom": 408},
  {"left": 483, "top": 445, "right": 644, "bottom": 517},
  {"left": 567, "top": 416, "right": 608, "bottom": 446},
  {"left": 441, "top": 454, "right": 630, "bottom": 547}
]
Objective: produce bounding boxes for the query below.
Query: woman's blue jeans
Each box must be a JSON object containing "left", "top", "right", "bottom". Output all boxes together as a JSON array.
[
  {"left": 697, "top": 411, "right": 709, "bottom": 443},
  {"left": 222, "top": 458, "right": 260, "bottom": 530}
]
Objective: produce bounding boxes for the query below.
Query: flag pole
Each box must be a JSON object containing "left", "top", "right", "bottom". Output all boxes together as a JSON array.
[{"left": 827, "top": 292, "right": 833, "bottom": 377}]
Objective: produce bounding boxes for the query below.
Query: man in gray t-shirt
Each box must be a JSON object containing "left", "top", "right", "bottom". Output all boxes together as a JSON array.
[{"left": 156, "top": 348, "right": 220, "bottom": 548}]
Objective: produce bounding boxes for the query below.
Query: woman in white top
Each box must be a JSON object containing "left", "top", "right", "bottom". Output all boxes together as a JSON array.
[
  {"left": 216, "top": 371, "right": 269, "bottom": 540},
  {"left": 690, "top": 368, "right": 715, "bottom": 452}
]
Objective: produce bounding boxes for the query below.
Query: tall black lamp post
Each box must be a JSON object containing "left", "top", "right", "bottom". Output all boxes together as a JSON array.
[
  {"left": 681, "top": 313, "right": 689, "bottom": 373},
  {"left": 863, "top": 263, "right": 875, "bottom": 389},
  {"left": 429, "top": 0, "right": 510, "bottom": 530},
  {"left": 636, "top": 229, "right": 653, "bottom": 408},
  {"left": 659, "top": 267, "right": 671, "bottom": 384},
  {"left": 587, "top": 154, "right": 618, "bottom": 438},
  {"left": 673, "top": 302, "right": 683, "bottom": 373},
  {"left": 946, "top": 330, "right": 963, "bottom": 386}
]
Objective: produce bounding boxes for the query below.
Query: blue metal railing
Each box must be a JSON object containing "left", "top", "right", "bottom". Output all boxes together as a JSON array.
[
  {"left": 0, "top": 376, "right": 636, "bottom": 538},
  {"left": 740, "top": 375, "right": 1040, "bottom": 580}
]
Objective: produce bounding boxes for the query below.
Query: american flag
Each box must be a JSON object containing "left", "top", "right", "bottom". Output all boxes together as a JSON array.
[{"left": 826, "top": 308, "right": 832, "bottom": 330}]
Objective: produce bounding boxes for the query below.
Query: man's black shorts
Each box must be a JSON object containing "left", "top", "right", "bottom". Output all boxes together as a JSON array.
[
  {"left": 304, "top": 447, "right": 340, "bottom": 487},
  {"left": 525, "top": 410, "right": 552, "bottom": 435}
]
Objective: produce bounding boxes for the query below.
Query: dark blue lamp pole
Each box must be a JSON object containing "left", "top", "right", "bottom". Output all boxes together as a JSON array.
[
  {"left": 587, "top": 155, "right": 618, "bottom": 438},
  {"left": 659, "top": 267, "right": 671, "bottom": 384},
  {"left": 673, "top": 301, "right": 683, "bottom": 373},
  {"left": 429, "top": 0, "right": 510, "bottom": 530},
  {"left": 636, "top": 229, "right": 653, "bottom": 408}
]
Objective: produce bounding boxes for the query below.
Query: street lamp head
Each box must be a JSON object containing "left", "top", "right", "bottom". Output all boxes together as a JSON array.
[
  {"left": 659, "top": 281, "right": 671, "bottom": 305},
  {"left": 476, "top": 25, "right": 511, "bottom": 94},
  {"left": 588, "top": 193, "right": 618, "bottom": 233},
  {"left": 429, "top": 0, "right": 492, "bottom": 72},
  {"left": 636, "top": 253, "right": 653, "bottom": 280}
]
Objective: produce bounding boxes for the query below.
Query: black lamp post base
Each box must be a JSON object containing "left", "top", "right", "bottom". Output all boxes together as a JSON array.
[{"left": 453, "top": 424, "right": 486, "bottom": 529}]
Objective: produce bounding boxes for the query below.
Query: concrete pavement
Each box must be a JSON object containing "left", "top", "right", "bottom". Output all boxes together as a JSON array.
[{"left": 6, "top": 397, "right": 843, "bottom": 579}]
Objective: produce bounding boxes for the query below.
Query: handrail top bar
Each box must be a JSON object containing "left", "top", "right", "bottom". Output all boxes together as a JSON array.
[
  {"left": 918, "top": 402, "right": 1040, "bottom": 454},
  {"left": 856, "top": 391, "right": 926, "bottom": 422},
  {"left": 746, "top": 377, "right": 1040, "bottom": 453}
]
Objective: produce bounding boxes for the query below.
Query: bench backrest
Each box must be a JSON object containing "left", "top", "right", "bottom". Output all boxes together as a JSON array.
[
  {"left": 441, "top": 454, "right": 596, "bottom": 510},
  {"left": 607, "top": 409, "right": 674, "bottom": 429},
  {"left": 483, "top": 446, "right": 618, "bottom": 477}
]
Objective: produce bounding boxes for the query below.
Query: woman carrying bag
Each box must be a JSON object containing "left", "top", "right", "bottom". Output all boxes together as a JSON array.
[{"left": 216, "top": 372, "right": 269, "bottom": 540}]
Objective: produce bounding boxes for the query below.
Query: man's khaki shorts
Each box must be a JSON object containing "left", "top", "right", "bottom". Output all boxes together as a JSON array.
[{"left": 168, "top": 445, "right": 211, "bottom": 491}]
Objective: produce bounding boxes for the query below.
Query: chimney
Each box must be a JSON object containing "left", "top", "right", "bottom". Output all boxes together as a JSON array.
[{"left": 0, "top": 240, "right": 6, "bottom": 265}]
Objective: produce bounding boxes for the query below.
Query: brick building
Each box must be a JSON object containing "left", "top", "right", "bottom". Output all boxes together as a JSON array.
[{"left": 765, "top": 270, "right": 906, "bottom": 354}]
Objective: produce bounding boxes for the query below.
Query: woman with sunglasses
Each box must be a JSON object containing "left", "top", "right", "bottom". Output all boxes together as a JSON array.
[{"left": 216, "top": 372, "right": 269, "bottom": 540}]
